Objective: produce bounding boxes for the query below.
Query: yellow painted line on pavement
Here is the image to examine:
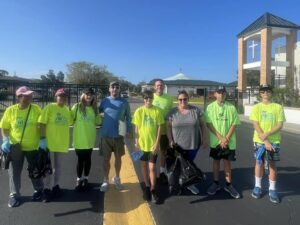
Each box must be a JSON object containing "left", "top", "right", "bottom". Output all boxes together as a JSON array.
[{"left": 103, "top": 145, "right": 156, "bottom": 225}]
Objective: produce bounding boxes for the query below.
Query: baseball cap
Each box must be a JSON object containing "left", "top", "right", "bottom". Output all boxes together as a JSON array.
[
  {"left": 109, "top": 81, "right": 120, "bottom": 87},
  {"left": 259, "top": 84, "right": 273, "bottom": 92},
  {"left": 55, "top": 88, "right": 67, "bottom": 97},
  {"left": 83, "top": 87, "right": 95, "bottom": 95},
  {"left": 16, "top": 86, "right": 34, "bottom": 97},
  {"left": 215, "top": 86, "right": 226, "bottom": 92}
]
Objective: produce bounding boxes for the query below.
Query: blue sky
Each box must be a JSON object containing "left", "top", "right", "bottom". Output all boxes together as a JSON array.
[{"left": 0, "top": 0, "right": 299, "bottom": 84}]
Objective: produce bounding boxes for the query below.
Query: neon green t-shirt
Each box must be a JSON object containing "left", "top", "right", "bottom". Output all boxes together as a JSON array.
[
  {"left": 250, "top": 102, "right": 285, "bottom": 144},
  {"left": 205, "top": 101, "right": 240, "bottom": 150},
  {"left": 0, "top": 104, "right": 41, "bottom": 151},
  {"left": 152, "top": 93, "right": 173, "bottom": 135},
  {"left": 132, "top": 105, "right": 164, "bottom": 152},
  {"left": 71, "top": 104, "right": 101, "bottom": 149},
  {"left": 38, "top": 103, "right": 72, "bottom": 153}
]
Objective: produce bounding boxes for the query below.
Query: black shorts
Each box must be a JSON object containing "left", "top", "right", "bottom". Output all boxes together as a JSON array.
[
  {"left": 140, "top": 151, "right": 158, "bottom": 163},
  {"left": 209, "top": 145, "right": 236, "bottom": 161}
]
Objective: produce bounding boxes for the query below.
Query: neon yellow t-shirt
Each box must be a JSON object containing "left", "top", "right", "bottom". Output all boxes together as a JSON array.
[
  {"left": 205, "top": 101, "right": 240, "bottom": 150},
  {"left": 71, "top": 104, "right": 101, "bottom": 149},
  {"left": 132, "top": 106, "right": 164, "bottom": 152},
  {"left": 250, "top": 102, "right": 285, "bottom": 144},
  {"left": 152, "top": 93, "right": 173, "bottom": 135},
  {"left": 38, "top": 103, "right": 72, "bottom": 152},
  {"left": 0, "top": 104, "right": 41, "bottom": 151}
]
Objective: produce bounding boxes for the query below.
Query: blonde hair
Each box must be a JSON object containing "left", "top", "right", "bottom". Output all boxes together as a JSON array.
[{"left": 78, "top": 93, "right": 98, "bottom": 116}]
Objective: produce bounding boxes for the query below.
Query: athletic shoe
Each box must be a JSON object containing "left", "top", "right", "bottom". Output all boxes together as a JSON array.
[
  {"left": 169, "top": 186, "right": 181, "bottom": 196},
  {"left": 82, "top": 178, "right": 88, "bottom": 187},
  {"left": 43, "top": 189, "right": 52, "bottom": 203},
  {"left": 224, "top": 184, "right": 240, "bottom": 199},
  {"left": 187, "top": 184, "right": 200, "bottom": 195},
  {"left": 269, "top": 190, "right": 280, "bottom": 204},
  {"left": 151, "top": 190, "right": 160, "bottom": 204},
  {"left": 207, "top": 182, "right": 221, "bottom": 195},
  {"left": 52, "top": 185, "right": 63, "bottom": 198},
  {"left": 251, "top": 187, "right": 262, "bottom": 199},
  {"left": 159, "top": 172, "right": 168, "bottom": 185},
  {"left": 32, "top": 190, "right": 43, "bottom": 201},
  {"left": 100, "top": 181, "right": 109, "bottom": 192},
  {"left": 8, "top": 195, "right": 20, "bottom": 208},
  {"left": 112, "top": 176, "right": 124, "bottom": 190},
  {"left": 75, "top": 179, "right": 83, "bottom": 192},
  {"left": 143, "top": 186, "right": 151, "bottom": 201}
]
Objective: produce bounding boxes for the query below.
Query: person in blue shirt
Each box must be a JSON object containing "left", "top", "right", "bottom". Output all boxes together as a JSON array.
[{"left": 99, "top": 81, "right": 132, "bottom": 192}]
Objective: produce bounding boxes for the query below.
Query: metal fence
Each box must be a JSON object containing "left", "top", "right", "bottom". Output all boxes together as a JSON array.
[{"left": 0, "top": 82, "right": 109, "bottom": 110}]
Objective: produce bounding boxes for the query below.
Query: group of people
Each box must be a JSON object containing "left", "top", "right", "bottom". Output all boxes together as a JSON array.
[
  {"left": 131, "top": 80, "right": 284, "bottom": 204},
  {"left": 0, "top": 79, "right": 285, "bottom": 208},
  {"left": 0, "top": 86, "right": 101, "bottom": 207}
]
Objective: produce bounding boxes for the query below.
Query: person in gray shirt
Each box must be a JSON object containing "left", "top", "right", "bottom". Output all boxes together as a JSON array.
[{"left": 167, "top": 90, "right": 208, "bottom": 194}]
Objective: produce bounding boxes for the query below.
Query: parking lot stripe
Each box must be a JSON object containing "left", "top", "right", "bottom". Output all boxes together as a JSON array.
[{"left": 103, "top": 144, "right": 156, "bottom": 225}]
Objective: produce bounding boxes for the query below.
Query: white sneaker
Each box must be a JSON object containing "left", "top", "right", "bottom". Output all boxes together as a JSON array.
[
  {"left": 187, "top": 184, "right": 199, "bottom": 195},
  {"left": 112, "top": 176, "right": 124, "bottom": 190},
  {"left": 100, "top": 181, "right": 109, "bottom": 192}
]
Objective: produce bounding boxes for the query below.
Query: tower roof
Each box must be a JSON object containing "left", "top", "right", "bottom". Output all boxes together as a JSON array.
[
  {"left": 237, "top": 12, "right": 300, "bottom": 38},
  {"left": 163, "top": 72, "right": 193, "bottom": 80}
]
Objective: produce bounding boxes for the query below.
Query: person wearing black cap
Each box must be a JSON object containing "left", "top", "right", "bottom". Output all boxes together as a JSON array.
[
  {"left": 250, "top": 84, "right": 285, "bottom": 204},
  {"left": 205, "top": 86, "right": 241, "bottom": 199},
  {"left": 99, "top": 81, "right": 132, "bottom": 192},
  {"left": 71, "top": 88, "right": 101, "bottom": 191}
]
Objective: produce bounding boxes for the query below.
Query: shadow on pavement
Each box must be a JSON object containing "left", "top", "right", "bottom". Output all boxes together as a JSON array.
[
  {"left": 152, "top": 166, "right": 300, "bottom": 205},
  {"left": 50, "top": 183, "right": 104, "bottom": 217}
]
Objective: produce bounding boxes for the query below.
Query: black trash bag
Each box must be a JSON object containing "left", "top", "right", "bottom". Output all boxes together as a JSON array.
[
  {"left": 167, "top": 144, "right": 205, "bottom": 192},
  {"left": 28, "top": 149, "right": 52, "bottom": 179},
  {"left": 178, "top": 155, "right": 205, "bottom": 188}
]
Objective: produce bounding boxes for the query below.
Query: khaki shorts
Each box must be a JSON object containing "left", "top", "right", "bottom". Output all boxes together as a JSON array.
[{"left": 99, "top": 137, "right": 125, "bottom": 158}]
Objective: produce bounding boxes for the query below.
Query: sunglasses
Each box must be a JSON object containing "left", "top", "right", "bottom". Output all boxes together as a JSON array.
[
  {"left": 111, "top": 85, "right": 120, "bottom": 89},
  {"left": 260, "top": 90, "right": 272, "bottom": 93},
  {"left": 216, "top": 91, "right": 226, "bottom": 94},
  {"left": 178, "top": 98, "right": 188, "bottom": 102},
  {"left": 144, "top": 97, "right": 153, "bottom": 100}
]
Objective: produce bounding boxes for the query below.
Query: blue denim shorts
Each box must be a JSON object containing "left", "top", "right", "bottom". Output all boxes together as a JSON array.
[{"left": 253, "top": 142, "right": 281, "bottom": 161}]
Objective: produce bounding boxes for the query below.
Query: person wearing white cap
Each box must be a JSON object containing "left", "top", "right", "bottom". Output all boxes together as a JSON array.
[
  {"left": 38, "top": 88, "right": 72, "bottom": 202},
  {"left": 0, "top": 86, "right": 44, "bottom": 207}
]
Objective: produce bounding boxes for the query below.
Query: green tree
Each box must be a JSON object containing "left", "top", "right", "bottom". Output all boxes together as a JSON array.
[
  {"left": 40, "top": 70, "right": 64, "bottom": 84},
  {"left": 66, "top": 61, "right": 115, "bottom": 85},
  {"left": 0, "top": 69, "right": 9, "bottom": 77}
]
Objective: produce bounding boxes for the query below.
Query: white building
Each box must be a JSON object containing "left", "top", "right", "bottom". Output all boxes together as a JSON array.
[{"left": 143, "top": 72, "right": 236, "bottom": 98}]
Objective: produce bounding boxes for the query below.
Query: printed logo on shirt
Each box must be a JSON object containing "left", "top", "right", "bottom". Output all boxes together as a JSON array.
[
  {"left": 217, "top": 107, "right": 228, "bottom": 121},
  {"left": 261, "top": 111, "right": 274, "bottom": 122},
  {"left": 144, "top": 114, "right": 155, "bottom": 126},
  {"left": 15, "top": 117, "right": 25, "bottom": 129},
  {"left": 55, "top": 112, "right": 68, "bottom": 125},
  {"left": 79, "top": 114, "right": 93, "bottom": 122}
]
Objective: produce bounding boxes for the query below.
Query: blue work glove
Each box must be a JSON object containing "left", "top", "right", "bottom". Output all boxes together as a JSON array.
[
  {"left": 39, "top": 138, "right": 47, "bottom": 151},
  {"left": 131, "top": 150, "right": 144, "bottom": 162},
  {"left": 1, "top": 136, "right": 10, "bottom": 153},
  {"left": 255, "top": 145, "right": 266, "bottom": 165}
]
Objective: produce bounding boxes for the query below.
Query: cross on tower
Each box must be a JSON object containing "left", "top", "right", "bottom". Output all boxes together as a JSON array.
[{"left": 249, "top": 40, "right": 258, "bottom": 59}]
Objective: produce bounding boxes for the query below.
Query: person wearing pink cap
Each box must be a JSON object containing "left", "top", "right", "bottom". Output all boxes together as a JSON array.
[
  {"left": 0, "top": 86, "right": 44, "bottom": 207},
  {"left": 38, "top": 88, "right": 72, "bottom": 202}
]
